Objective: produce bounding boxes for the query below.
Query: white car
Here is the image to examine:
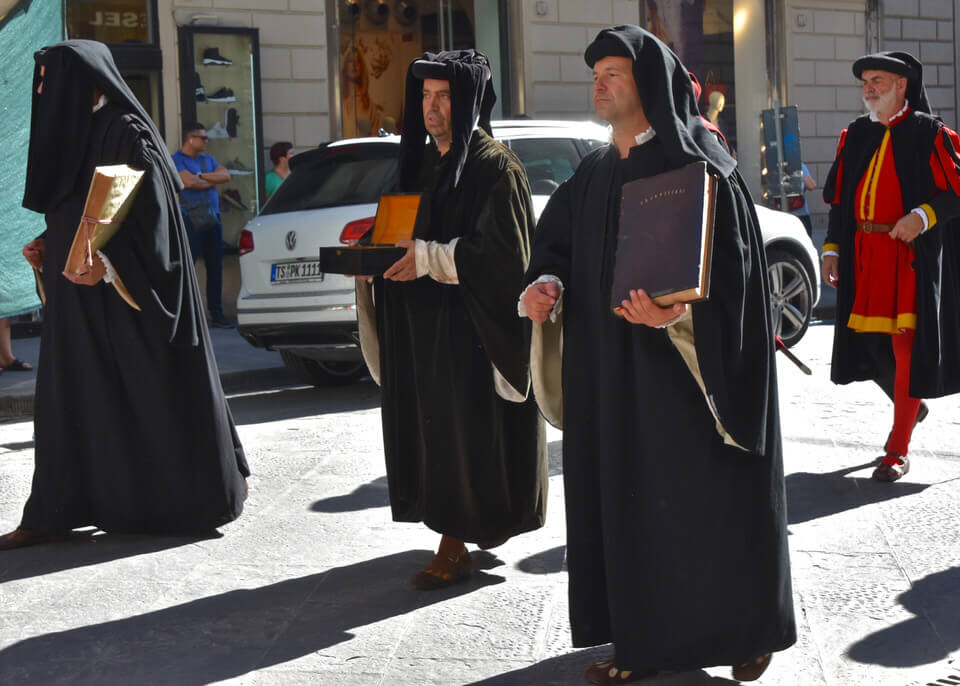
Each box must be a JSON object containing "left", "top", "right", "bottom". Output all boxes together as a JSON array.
[{"left": 237, "top": 121, "right": 820, "bottom": 385}]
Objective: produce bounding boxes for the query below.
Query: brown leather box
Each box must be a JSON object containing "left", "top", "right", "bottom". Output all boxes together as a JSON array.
[{"left": 318, "top": 193, "right": 420, "bottom": 276}]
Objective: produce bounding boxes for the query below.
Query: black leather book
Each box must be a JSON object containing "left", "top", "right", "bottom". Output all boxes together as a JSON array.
[{"left": 611, "top": 160, "right": 717, "bottom": 310}]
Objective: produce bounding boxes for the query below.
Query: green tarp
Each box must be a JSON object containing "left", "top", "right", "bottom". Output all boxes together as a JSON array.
[{"left": 0, "top": 0, "right": 63, "bottom": 317}]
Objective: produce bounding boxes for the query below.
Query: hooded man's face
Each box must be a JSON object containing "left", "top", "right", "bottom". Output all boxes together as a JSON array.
[
  {"left": 592, "top": 56, "right": 644, "bottom": 127},
  {"left": 861, "top": 69, "right": 907, "bottom": 117},
  {"left": 422, "top": 78, "right": 453, "bottom": 151}
]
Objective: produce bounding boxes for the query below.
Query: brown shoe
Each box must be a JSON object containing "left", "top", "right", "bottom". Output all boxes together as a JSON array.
[
  {"left": 411, "top": 550, "right": 472, "bottom": 590},
  {"left": 0, "top": 527, "right": 70, "bottom": 551},
  {"left": 732, "top": 653, "right": 772, "bottom": 681},
  {"left": 584, "top": 660, "right": 655, "bottom": 684},
  {"left": 872, "top": 454, "right": 910, "bottom": 482}
]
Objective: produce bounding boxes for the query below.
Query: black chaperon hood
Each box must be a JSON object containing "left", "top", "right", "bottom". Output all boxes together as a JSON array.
[
  {"left": 584, "top": 24, "right": 737, "bottom": 179},
  {"left": 852, "top": 50, "right": 931, "bottom": 115},
  {"left": 397, "top": 49, "right": 496, "bottom": 192},
  {"left": 23, "top": 39, "right": 182, "bottom": 214}
]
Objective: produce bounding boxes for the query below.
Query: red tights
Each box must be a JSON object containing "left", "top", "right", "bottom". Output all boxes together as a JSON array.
[{"left": 887, "top": 330, "right": 922, "bottom": 457}]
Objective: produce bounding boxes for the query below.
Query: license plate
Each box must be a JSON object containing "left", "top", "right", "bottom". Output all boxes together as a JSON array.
[{"left": 271, "top": 260, "right": 325, "bottom": 283}]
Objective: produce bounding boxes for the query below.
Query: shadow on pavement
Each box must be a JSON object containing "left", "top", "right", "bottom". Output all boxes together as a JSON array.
[
  {"left": 228, "top": 381, "right": 380, "bottom": 426},
  {"left": 310, "top": 475, "right": 390, "bottom": 512},
  {"left": 468, "top": 648, "right": 739, "bottom": 685},
  {"left": 0, "top": 439, "right": 34, "bottom": 451},
  {"left": 0, "top": 549, "right": 505, "bottom": 685},
  {"left": 0, "top": 530, "right": 220, "bottom": 584},
  {"left": 848, "top": 566, "right": 960, "bottom": 667},
  {"left": 786, "top": 461, "right": 929, "bottom": 526},
  {"left": 515, "top": 545, "right": 566, "bottom": 575}
]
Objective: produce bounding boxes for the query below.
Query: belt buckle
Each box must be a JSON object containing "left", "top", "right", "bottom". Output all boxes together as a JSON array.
[{"left": 862, "top": 220, "right": 873, "bottom": 233}]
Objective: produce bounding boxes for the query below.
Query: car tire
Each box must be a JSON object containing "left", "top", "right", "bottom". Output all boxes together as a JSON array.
[
  {"left": 280, "top": 351, "right": 367, "bottom": 386},
  {"left": 766, "top": 248, "right": 813, "bottom": 348}
]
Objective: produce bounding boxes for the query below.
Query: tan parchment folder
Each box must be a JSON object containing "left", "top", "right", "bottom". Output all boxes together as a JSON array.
[{"left": 64, "top": 164, "right": 145, "bottom": 310}]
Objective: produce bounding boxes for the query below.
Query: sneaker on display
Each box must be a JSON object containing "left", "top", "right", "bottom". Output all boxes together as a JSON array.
[
  {"left": 225, "top": 108, "right": 240, "bottom": 138},
  {"left": 225, "top": 158, "right": 253, "bottom": 175},
  {"left": 206, "top": 121, "right": 230, "bottom": 138},
  {"left": 194, "top": 71, "right": 206, "bottom": 102},
  {"left": 223, "top": 189, "right": 248, "bottom": 210},
  {"left": 202, "top": 47, "right": 232, "bottom": 66},
  {"left": 207, "top": 87, "right": 236, "bottom": 102}
]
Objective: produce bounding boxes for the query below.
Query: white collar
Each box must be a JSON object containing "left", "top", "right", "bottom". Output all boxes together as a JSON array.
[
  {"left": 92, "top": 93, "right": 108, "bottom": 113},
  {"left": 869, "top": 98, "right": 909, "bottom": 124},
  {"left": 634, "top": 126, "right": 656, "bottom": 145}
]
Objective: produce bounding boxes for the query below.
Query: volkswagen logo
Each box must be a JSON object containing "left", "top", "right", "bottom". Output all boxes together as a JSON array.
[{"left": 285, "top": 230, "right": 297, "bottom": 251}]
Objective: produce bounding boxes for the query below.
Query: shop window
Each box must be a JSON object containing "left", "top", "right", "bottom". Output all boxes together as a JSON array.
[
  {"left": 645, "top": 0, "right": 736, "bottom": 153},
  {"left": 66, "top": 0, "right": 155, "bottom": 45},
  {"left": 66, "top": 0, "right": 163, "bottom": 132},
  {"left": 339, "top": 0, "right": 504, "bottom": 139}
]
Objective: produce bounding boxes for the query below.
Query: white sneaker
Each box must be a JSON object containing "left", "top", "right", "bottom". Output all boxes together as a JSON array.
[{"left": 206, "top": 122, "right": 230, "bottom": 139}]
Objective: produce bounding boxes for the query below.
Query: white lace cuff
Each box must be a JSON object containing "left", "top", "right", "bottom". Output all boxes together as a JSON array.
[
  {"left": 97, "top": 250, "right": 117, "bottom": 284},
  {"left": 518, "top": 274, "right": 564, "bottom": 322},
  {"left": 414, "top": 238, "right": 460, "bottom": 283}
]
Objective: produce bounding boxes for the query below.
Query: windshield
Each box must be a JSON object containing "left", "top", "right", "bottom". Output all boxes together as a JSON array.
[{"left": 261, "top": 146, "right": 398, "bottom": 215}]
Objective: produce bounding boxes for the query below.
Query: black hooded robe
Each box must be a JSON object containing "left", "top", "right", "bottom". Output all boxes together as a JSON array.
[
  {"left": 370, "top": 129, "right": 547, "bottom": 544},
  {"left": 526, "top": 26, "right": 795, "bottom": 672},
  {"left": 823, "top": 111, "right": 960, "bottom": 398},
  {"left": 19, "top": 41, "right": 248, "bottom": 535}
]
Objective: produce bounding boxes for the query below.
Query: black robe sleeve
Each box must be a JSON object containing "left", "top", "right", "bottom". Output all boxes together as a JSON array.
[
  {"left": 823, "top": 129, "right": 847, "bottom": 250},
  {"left": 454, "top": 165, "right": 536, "bottom": 395},
  {"left": 691, "top": 171, "right": 776, "bottom": 456},
  {"left": 98, "top": 114, "right": 201, "bottom": 347},
  {"left": 523, "top": 176, "right": 574, "bottom": 287}
]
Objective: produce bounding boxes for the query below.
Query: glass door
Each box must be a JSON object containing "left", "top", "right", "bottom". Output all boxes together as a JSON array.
[{"left": 178, "top": 25, "right": 264, "bottom": 247}]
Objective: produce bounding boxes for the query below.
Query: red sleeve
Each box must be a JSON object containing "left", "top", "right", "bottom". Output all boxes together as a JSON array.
[{"left": 930, "top": 127, "right": 960, "bottom": 195}]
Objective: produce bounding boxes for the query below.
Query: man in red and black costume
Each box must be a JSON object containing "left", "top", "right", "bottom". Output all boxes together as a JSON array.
[{"left": 822, "top": 51, "right": 960, "bottom": 481}]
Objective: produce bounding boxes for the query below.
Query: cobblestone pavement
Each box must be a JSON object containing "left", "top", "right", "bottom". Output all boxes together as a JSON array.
[{"left": 0, "top": 323, "right": 958, "bottom": 685}]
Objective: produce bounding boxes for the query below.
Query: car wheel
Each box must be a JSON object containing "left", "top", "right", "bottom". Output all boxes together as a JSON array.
[
  {"left": 280, "top": 351, "right": 367, "bottom": 386},
  {"left": 766, "top": 248, "right": 813, "bottom": 348}
]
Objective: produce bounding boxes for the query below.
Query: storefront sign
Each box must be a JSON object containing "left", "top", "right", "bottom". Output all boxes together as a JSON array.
[{"left": 66, "top": 0, "right": 153, "bottom": 44}]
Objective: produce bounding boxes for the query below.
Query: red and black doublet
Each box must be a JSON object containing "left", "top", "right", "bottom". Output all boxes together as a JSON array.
[{"left": 823, "top": 108, "right": 960, "bottom": 397}]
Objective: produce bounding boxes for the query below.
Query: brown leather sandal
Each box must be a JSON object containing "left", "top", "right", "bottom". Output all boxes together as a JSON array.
[
  {"left": 411, "top": 550, "right": 472, "bottom": 590},
  {"left": 732, "top": 652, "right": 772, "bottom": 681},
  {"left": 872, "top": 453, "right": 910, "bottom": 482},
  {"left": 584, "top": 660, "right": 655, "bottom": 684},
  {"left": 0, "top": 528, "right": 70, "bottom": 551}
]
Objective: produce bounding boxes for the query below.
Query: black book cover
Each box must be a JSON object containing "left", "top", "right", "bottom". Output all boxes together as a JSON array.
[{"left": 611, "top": 160, "right": 717, "bottom": 310}]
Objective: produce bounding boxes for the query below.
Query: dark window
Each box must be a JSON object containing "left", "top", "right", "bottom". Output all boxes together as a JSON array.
[
  {"left": 508, "top": 138, "right": 581, "bottom": 194},
  {"left": 261, "top": 146, "right": 398, "bottom": 215}
]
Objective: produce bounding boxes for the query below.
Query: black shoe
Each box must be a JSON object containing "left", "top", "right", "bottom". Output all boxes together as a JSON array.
[
  {"left": 225, "top": 159, "right": 253, "bottom": 175},
  {"left": 225, "top": 108, "right": 239, "bottom": 137},
  {"left": 207, "top": 87, "right": 236, "bottom": 102},
  {"left": 208, "top": 313, "right": 235, "bottom": 329},
  {"left": 194, "top": 71, "right": 206, "bottom": 102},
  {"left": 202, "top": 47, "right": 232, "bottom": 66},
  {"left": 222, "top": 189, "right": 248, "bottom": 210}
]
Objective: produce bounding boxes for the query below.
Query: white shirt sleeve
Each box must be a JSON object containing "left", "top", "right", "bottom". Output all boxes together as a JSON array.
[{"left": 414, "top": 238, "right": 460, "bottom": 283}]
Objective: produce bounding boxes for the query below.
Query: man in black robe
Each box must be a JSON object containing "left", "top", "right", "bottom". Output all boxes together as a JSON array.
[
  {"left": 821, "top": 51, "right": 960, "bottom": 481},
  {"left": 0, "top": 40, "right": 249, "bottom": 550},
  {"left": 520, "top": 26, "right": 795, "bottom": 683},
  {"left": 355, "top": 49, "right": 546, "bottom": 589}
]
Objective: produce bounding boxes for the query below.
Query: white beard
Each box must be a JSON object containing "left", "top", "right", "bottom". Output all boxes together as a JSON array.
[{"left": 863, "top": 88, "right": 897, "bottom": 116}]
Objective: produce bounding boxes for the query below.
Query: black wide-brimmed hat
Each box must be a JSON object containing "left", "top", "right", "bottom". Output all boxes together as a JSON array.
[{"left": 853, "top": 50, "right": 930, "bottom": 113}]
